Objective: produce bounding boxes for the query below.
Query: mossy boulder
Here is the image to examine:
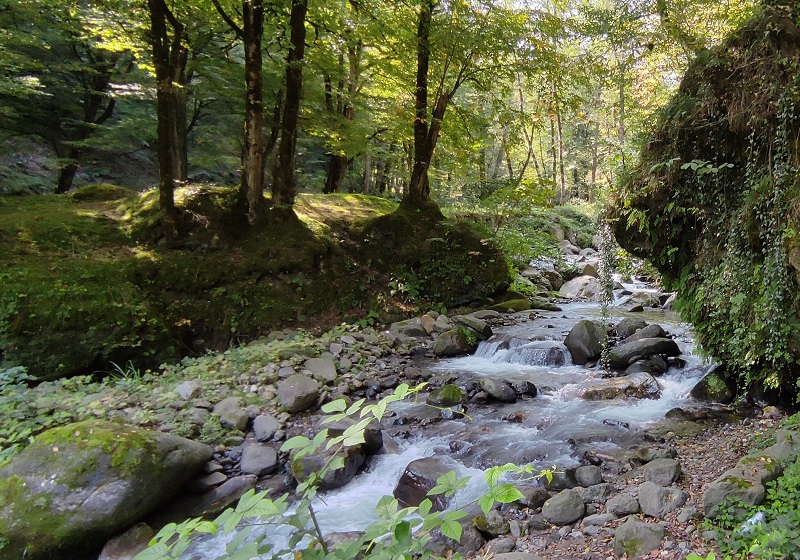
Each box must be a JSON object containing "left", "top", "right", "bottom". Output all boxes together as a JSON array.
[
  {"left": 690, "top": 367, "right": 735, "bottom": 403},
  {"left": 488, "top": 299, "right": 531, "bottom": 313},
  {"left": 427, "top": 384, "right": 465, "bottom": 407},
  {"left": 0, "top": 420, "right": 212, "bottom": 560}
]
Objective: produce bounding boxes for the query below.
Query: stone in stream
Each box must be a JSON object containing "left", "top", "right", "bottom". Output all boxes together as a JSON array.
[
  {"left": 612, "top": 518, "right": 665, "bottom": 559},
  {"left": 0, "top": 420, "right": 212, "bottom": 560},
  {"left": 432, "top": 327, "right": 477, "bottom": 357},
  {"left": 473, "top": 509, "right": 510, "bottom": 536},
  {"left": 578, "top": 371, "right": 661, "bottom": 400},
  {"left": 541, "top": 488, "right": 586, "bottom": 525},
  {"left": 559, "top": 275, "right": 602, "bottom": 300},
  {"left": 291, "top": 444, "right": 366, "bottom": 492},
  {"left": 614, "top": 318, "right": 648, "bottom": 339},
  {"left": 393, "top": 456, "right": 461, "bottom": 511},
  {"left": 622, "top": 323, "right": 666, "bottom": 343},
  {"left": 480, "top": 378, "right": 517, "bottom": 403},
  {"left": 389, "top": 318, "right": 429, "bottom": 338},
  {"left": 452, "top": 314, "right": 493, "bottom": 340},
  {"left": 607, "top": 337, "right": 681, "bottom": 369},
  {"left": 427, "top": 384, "right": 465, "bottom": 407},
  {"left": 564, "top": 320, "right": 606, "bottom": 365},
  {"left": 637, "top": 481, "right": 687, "bottom": 519},
  {"left": 277, "top": 374, "right": 321, "bottom": 413}
]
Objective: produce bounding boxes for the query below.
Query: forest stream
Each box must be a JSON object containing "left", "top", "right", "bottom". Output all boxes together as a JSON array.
[{"left": 188, "top": 278, "right": 716, "bottom": 558}]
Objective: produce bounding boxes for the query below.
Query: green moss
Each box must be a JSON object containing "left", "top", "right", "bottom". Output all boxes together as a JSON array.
[
  {"left": 488, "top": 298, "right": 531, "bottom": 313},
  {"left": 69, "top": 183, "right": 134, "bottom": 202}
]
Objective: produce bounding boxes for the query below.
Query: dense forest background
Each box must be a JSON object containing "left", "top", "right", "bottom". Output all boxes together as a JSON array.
[{"left": 0, "top": 0, "right": 754, "bottom": 205}]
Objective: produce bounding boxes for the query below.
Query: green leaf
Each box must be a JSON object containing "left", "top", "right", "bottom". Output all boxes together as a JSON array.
[
  {"left": 281, "top": 435, "right": 311, "bottom": 452},
  {"left": 492, "top": 484, "right": 524, "bottom": 504},
  {"left": 312, "top": 429, "right": 329, "bottom": 448},
  {"left": 479, "top": 494, "right": 494, "bottom": 515},
  {"left": 321, "top": 399, "right": 347, "bottom": 413},
  {"left": 394, "top": 520, "right": 412, "bottom": 544},
  {"left": 418, "top": 498, "right": 433, "bottom": 517},
  {"left": 346, "top": 398, "right": 366, "bottom": 415},
  {"left": 440, "top": 519, "right": 463, "bottom": 542}
]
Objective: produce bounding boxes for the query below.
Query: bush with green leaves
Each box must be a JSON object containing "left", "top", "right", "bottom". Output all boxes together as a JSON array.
[
  {"left": 134, "top": 383, "right": 557, "bottom": 560},
  {"left": 703, "top": 458, "right": 800, "bottom": 559}
]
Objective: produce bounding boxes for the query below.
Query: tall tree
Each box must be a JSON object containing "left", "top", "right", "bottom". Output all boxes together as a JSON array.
[
  {"left": 211, "top": 0, "right": 267, "bottom": 222},
  {"left": 271, "top": 0, "right": 308, "bottom": 208},
  {"left": 147, "top": 0, "right": 190, "bottom": 226},
  {"left": 0, "top": 0, "right": 133, "bottom": 193}
]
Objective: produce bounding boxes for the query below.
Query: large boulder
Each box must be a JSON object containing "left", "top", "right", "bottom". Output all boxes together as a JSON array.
[
  {"left": 607, "top": 338, "right": 681, "bottom": 369},
  {"left": 615, "top": 318, "right": 648, "bottom": 339},
  {"left": 432, "top": 327, "right": 477, "bottom": 357},
  {"left": 559, "top": 276, "right": 602, "bottom": 300},
  {"left": 637, "top": 481, "right": 687, "bottom": 519},
  {"left": 564, "top": 320, "right": 606, "bottom": 365},
  {"left": 291, "top": 444, "right": 366, "bottom": 491},
  {"left": 480, "top": 378, "right": 517, "bottom": 403},
  {"left": 0, "top": 420, "right": 212, "bottom": 560},
  {"left": 690, "top": 367, "right": 734, "bottom": 403},
  {"left": 452, "top": 315, "right": 493, "bottom": 340},
  {"left": 394, "top": 456, "right": 460, "bottom": 511}
]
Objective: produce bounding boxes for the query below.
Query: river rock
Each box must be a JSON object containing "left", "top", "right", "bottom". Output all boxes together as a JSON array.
[
  {"left": 702, "top": 448, "right": 787, "bottom": 518},
  {"left": 612, "top": 518, "right": 665, "bottom": 559},
  {"left": 564, "top": 320, "right": 606, "bottom": 365},
  {"left": 516, "top": 485, "right": 552, "bottom": 509},
  {"left": 212, "top": 397, "right": 249, "bottom": 431},
  {"left": 98, "top": 522, "right": 154, "bottom": 560},
  {"left": 474, "top": 509, "right": 510, "bottom": 536},
  {"left": 580, "top": 261, "right": 599, "bottom": 278},
  {"left": 253, "top": 414, "right": 281, "bottom": 441},
  {"left": 240, "top": 444, "right": 279, "bottom": 476},
  {"left": 637, "top": 481, "right": 687, "bottom": 519},
  {"left": 606, "top": 493, "right": 640, "bottom": 515},
  {"left": 304, "top": 357, "right": 338, "bottom": 383},
  {"left": 574, "top": 465, "right": 603, "bottom": 487},
  {"left": 643, "top": 458, "right": 681, "bottom": 486},
  {"left": 277, "top": 374, "right": 321, "bottom": 413},
  {"left": 390, "top": 318, "right": 429, "bottom": 338},
  {"left": 484, "top": 537, "right": 516, "bottom": 554},
  {"left": 0, "top": 420, "right": 212, "bottom": 560},
  {"left": 452, "top": 315, "right": 493, "bottom": 340},
  {"left": 690, "top": 367, "right": 734, "bottom": 403},
  {"left": 427, "top": 384, "right": 465, "bottom": 407},
  {"left": 542, "top": 488, "right": 585, "bottom": 525},
  {"left": 615, "top": 318, "right": 648, "bottom": 339},
  {"left": 511, "top": 380, "right": 538, "bottom": 397},
  {"left": 488, "top": 298, "right": 532, "bottom": 313},
  {"left": 576, "top": 483, "right": 613, "bottom": 504},
  {"left": 559, "top": 275, "right": 602, "bottom": 300},
  {"left": 292, "top": 444, "right": 366, "bottom": 491},
  {"left": 623, "top": 323, "right": 666, "bottom": 343},
  {"left": 322, "top": 418, "right": 383, "bottom": 454},
  {"left": 480, "top": 378, "right": 517, "bottom": 403},
  {"left": 394, "top": 456, "right": 460, "bottom": 511},
  {"left": 607, "top": 338, "right": 681, "bottom": 369},
  {"left": 579, "top": 371, "right": 661, "bottom": 400},
  {"left": 432, "top": 327, "right": 477, "bottom": 356}
]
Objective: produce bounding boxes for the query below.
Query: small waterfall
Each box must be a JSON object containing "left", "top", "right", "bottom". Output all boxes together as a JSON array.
[{"left": 475, "top": 335, "right": 572, "bottom": 367}]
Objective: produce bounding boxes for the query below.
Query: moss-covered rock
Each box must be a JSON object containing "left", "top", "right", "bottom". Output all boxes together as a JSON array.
[
  {"left": 427, "top": 384, "right": 465, "bottom": 407},
  {"left": 610, "top": 2, "right": 800, "bottom": 398},
  {"left": 0, "top": 420, "right": 211, "bottom": 560}
]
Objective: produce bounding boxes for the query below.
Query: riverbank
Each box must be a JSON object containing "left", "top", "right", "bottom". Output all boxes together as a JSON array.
[{"left": 1, "top": 294, "right": 793, "bottom": 560}]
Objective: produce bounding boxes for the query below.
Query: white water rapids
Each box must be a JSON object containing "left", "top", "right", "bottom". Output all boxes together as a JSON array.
[{"left": 186, "top": 296, "right": 712, "bottom": 559}]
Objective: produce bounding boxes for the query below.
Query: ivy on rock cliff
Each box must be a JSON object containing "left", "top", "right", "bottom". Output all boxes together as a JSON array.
[{"left": 611, "top": 1, "right": 800, "bottom": 399}]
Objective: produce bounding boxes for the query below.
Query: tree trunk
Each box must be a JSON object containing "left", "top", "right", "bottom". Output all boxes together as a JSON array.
[
  {"left": 148, "top": 0, "right": 189, "bottom": 227},
  {"left": 362, "top": 153, "right": 372, "bottom": 193},
  {"left": 272, "top": 0, "right": 307, "bottom": 208},
  {"left": 241, "top": 0, "right": 265, "bottom": 222},
  {"left": 407, "top": 0, "right": 433, "bottom": 205},
  {"left": 324, "top": 154, "right": 348, "bottom": 194}
]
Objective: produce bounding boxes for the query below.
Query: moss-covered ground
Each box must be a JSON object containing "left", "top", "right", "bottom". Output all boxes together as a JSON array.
[{"left": 0, "top": 186, "right": 511, "bottom": 380}]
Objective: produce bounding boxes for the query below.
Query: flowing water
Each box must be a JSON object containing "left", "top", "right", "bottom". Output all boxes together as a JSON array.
[{"left": 188, "top": 293, "right": 712, "bottom": 558}]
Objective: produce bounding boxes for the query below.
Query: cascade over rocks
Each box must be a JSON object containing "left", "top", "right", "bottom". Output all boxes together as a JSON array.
[{"left": 0, "top": 420, "right": 212, "bottom": 560}]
